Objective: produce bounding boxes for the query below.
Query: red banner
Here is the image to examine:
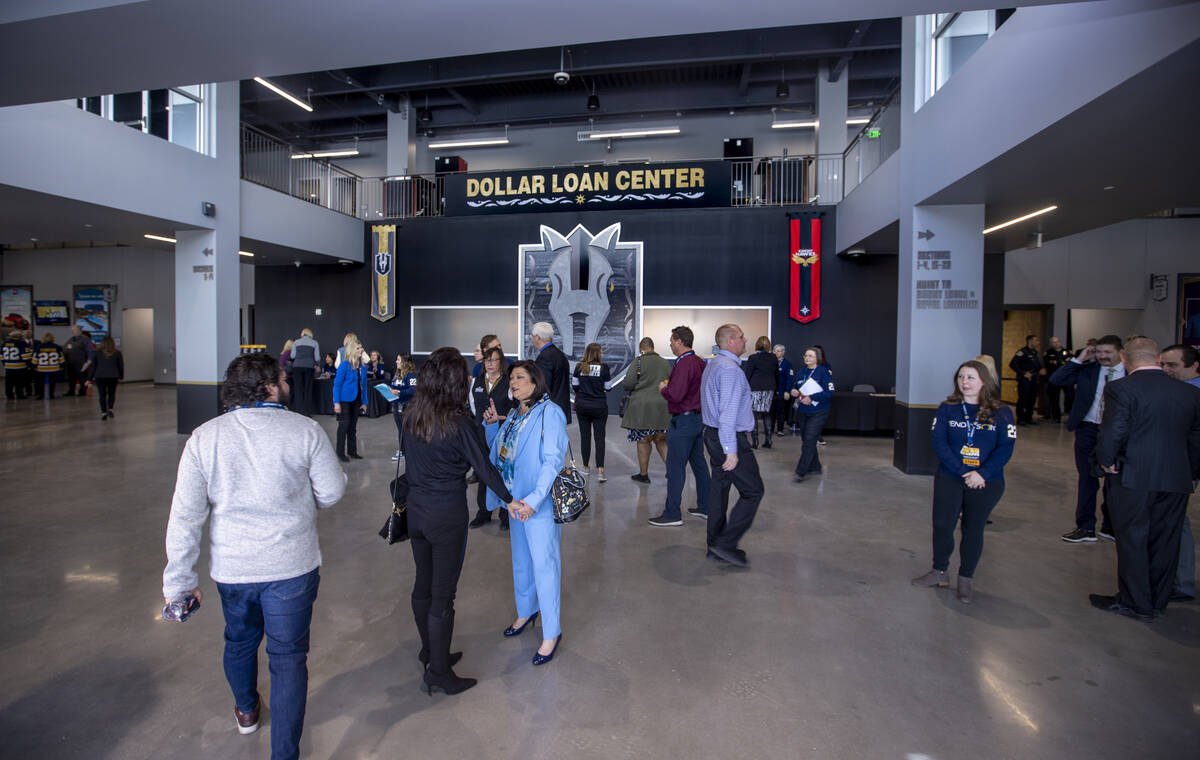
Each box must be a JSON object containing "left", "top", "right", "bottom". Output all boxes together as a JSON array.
[{"left": 789, "top": 218, "right": 821, "bottom": 323}]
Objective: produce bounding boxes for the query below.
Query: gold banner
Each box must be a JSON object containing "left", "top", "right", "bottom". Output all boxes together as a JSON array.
[{"left": 370, "top": 224, "right": 396, "bottom": 322}]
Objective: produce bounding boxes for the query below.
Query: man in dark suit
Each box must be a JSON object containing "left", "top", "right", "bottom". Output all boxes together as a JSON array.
[
  {"left": 1089, "top": 337, "right": 1200, "bottom": 620},
  {"left": 531, "top": 321, "right": 571, "bottom": 424},
  {"left": 1050, "top": 334, "right": 1125, "bottom": 543}
]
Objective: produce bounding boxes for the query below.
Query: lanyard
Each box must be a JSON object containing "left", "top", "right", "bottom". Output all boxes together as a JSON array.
[
  {"left": 961, "top": 404, "right": 976, "bottom": 447},
  {"left": 228, "top": 401, "right": 287, "bottom": 411}
]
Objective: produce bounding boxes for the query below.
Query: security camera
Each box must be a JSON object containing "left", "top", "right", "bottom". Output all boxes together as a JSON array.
[{"left": 554, "top": 70, "right": 570, "bottom": 85}]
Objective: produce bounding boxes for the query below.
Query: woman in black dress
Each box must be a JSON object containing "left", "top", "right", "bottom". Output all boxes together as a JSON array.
[
  {"left": 469, "top": 346, "right": 513, "bottom": 529},
  {"left": 743, "top": 336, "right": 779, "bottom": 449},
  {"left": 572, "top": 342, "right": 612, "bottom": 482},
  {"left": 401, "top": 347, "right": 518, "bottom": 695}
]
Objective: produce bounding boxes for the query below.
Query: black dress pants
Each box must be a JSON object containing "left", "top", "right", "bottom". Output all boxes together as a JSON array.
[
  {"left": 1016, "top": 376, "right": 1038, "bottom": 423},
  {"left": 770, "top": 395, "right": 789, "bottom": 433},
  {"left": 408, "top": 508, "right": 469, "bottom": 618},
  {"left": 575, "top": 406, "right": 607, "bottom": 468},
  {"left": 5, "top": 369, "right": 26, "bottom": 399},
  {"left": 1107, "top": 482, "right": 1190, "bottom": 614},
  {"left": 931, "top": 470, "right": 1005, "bottom": 577},
  {"left": 703, "top": 428, "right": 764, "bottom": 552},
  {"left": 335, "top": 398, "right": 360, "bottom": 456},
  {"left": 96, "top": 379, "right": 118, "bottom": 414},
  {"left": 1045, "top": 383, "right": 1065, "bottom": 421},
  {"left": 794, "top": 410, "right": 829, "bottom": 476},
  {"left": 1073, "top": 423, "right": 1112, "bottom": 533},
  {"left": 292, "top": 367, "right": 314, "bottom": 416}
]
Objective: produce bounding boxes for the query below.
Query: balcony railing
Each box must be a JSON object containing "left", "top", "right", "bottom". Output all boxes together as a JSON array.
[
  {"left": 842, "top": 88, "right": 901, "bottom": 197},
  {"left": 241, "top": 123, "right": 855, "bottom": 219}
]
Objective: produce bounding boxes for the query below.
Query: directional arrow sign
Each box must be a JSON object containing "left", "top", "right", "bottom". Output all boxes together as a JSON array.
[{"left": 917, "top": 229, "right": 935, "bottom": 240}]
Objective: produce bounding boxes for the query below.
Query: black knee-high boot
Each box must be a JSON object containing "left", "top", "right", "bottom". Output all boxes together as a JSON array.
[
  {"left": 414, "top": 597, "right": 461, "bottom": 670},
  {"left": 762, "top": 414, "right": 772, "bottom": 448},
  {"left": 423, "top": 609, "right": 475, "bottom": 694}
]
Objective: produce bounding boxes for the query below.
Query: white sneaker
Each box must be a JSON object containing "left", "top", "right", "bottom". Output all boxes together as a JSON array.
[{"left": 391, "top": 450, "right": 401, "bottom": 461}]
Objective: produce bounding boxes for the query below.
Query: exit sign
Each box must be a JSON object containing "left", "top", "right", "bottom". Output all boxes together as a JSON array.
[{"left": 866, "top": 128, "right": 882, "bottom": 139}]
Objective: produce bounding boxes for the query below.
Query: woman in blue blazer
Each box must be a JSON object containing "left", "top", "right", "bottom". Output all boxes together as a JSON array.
[
  {"left": 332, "top": 339, "right": 369, "bottom": 462},
  {"left": 485, "top": 359, "right": 568, "bottom": 666},
  {"left": 790, "top": 346, "right": 836, "bottom": 481}
]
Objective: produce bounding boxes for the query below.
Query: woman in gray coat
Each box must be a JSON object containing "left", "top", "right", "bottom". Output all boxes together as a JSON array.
[{"left": 620, "top": 337, "right": 672, "bottom": 484}]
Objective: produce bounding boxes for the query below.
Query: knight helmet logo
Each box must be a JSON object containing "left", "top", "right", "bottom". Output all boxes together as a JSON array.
[
  {"left": 540, "top": 225, "right": 616, "bottom": 356},
  {"left": 374, "top": 251, "right": 392, "bottom": 277}
]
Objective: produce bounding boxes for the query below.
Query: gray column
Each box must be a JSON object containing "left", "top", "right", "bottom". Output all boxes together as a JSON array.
[
  {"left": 175, "top": 81, "right": 241, "bottom": 433},
  {"left": 815, "top": 62, "right": 848, "bottom": 203},
  {"left": 894, "top": 203, "right": 985, "bottom": 473},
  {"left": 387, "top": 96, "right": 415, "bottom": 176}
]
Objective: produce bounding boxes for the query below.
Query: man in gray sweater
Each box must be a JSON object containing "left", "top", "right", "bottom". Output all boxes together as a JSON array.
[{"left": 163, "top": 353, "right": 346, "bottom": 760}]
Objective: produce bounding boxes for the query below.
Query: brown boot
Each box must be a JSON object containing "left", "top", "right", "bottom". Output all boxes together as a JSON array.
[
  {"left": 911, "top": 569, "right": 950, "bottom": 587},
  {"left": 957, "top": 576, "right": 974, "bottom": 603}
]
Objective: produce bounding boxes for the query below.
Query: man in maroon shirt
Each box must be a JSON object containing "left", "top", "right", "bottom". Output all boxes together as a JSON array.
[{"left": 649, "top": 325, "right": 713, "bottom": 526}]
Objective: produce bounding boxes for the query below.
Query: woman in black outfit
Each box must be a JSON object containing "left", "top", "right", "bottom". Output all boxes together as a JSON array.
[
  {"left": 743, "top": 336, "right": 779, "bottom": 449},
  {"left": 572, "top": 342, "right": 611, "bottom": 481},
  {"left": 469, "top": 346, "right": 513, "bottom": 529},
  {"left": 88, "top": 336, "right": 124, "bottom": 420},
  {"left": 401, "top": 347, "right": 517, "bottom": 695}
]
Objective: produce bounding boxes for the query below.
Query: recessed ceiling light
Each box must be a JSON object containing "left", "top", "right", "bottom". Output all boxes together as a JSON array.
[
  {"left": 29, "top": 237, "right": 38, "bottom": 242},
  {"left": 1103, "top": 185, "right": 1116, "bottom": 191},
  {"left": 83, "top": 223, "right": 93, "bottom": 228}
]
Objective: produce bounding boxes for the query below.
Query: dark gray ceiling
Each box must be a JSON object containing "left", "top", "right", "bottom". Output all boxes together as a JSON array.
[{"left": 240, "top": 22, "right": 901, "bottom": 148}]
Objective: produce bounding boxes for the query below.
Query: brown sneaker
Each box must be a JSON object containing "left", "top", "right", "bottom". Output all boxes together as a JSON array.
[
  {"left": 234, "top": 702, "right": 260, "bottom": 735},
  {"left": 911, "top": 569, "right": 950, "bottom": 587},
  {"left": 957, "top": 576, "right": 974, "bottom": 604}
]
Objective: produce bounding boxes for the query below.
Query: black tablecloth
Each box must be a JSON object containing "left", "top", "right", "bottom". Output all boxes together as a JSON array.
[
  {"left": 825, "top": 391, "right": 895, "bottom": 432},
  {"left": 312, "top": 377, "right": 389, "bottom": 418}
]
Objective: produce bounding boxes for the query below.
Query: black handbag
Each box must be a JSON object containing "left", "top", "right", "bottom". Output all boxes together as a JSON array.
[
  {"left": 379, "top": 430, "right": 410, "bottom": 544},
  {"left": 617, "top": 357, "right": 641, "bottom": 418},
  {"left": 542, "top": 406, "right": 590, "bottom": 524}
]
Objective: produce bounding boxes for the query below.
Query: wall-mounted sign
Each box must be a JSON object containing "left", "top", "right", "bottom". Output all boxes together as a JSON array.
[
  {"left": 73, "top": 284, "right": 110, "bottom": 339},
  {"left": 789, "top": 218, "right": 822, "bottom": 323},
  {"left": 1, "top": 285, "right": 34, "bottom": 329},
  {"left": 443, "top": 161, "right": 731, "bottom": 216},
  {"left": 370, "top": 225, "right": 396, "bottom": 322},
  {"left": 34, "top": 300, "right": 70, "bottom": 326}
]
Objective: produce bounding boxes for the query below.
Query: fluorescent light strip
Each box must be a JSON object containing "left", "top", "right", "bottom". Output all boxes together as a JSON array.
[
  {"left": 771, "top": 120, "right": 817, "bottom": 129},
  {"left": 846, "top": 117, "right": 871, "bottom": 125},
  {"left": 290, "top": 149, "right": 360, "bottom": 159},
  {"left": 239, "top": 251, "right": 254, "bottom": 257},
  {"left": 427, "top": 137, "right": 510, "bottom": 149},
  {"left": 588, "top": 127, "right": 680, "bottom": 139},
  {"left": 253, "top": 76, "right": 313, "bottom": 113},
  {"left": 982, "top": 205, "right": 1059, "bottom": 234},
  {"left": 144, "top": 233, "right": 176, "bottom": 243}
]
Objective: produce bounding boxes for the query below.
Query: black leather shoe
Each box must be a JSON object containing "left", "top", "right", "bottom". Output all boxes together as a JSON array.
[
  {"left": 348, "top": 453, "right": 363, "bottom": 459},
  {"left": 630, "top": 474, "right": 651, "bottom": 484},
  {"left": 708, "top": 545, "right": 748, "bottom": 568},
  {"left": 1089, "top": 593, "right": 1154, "bottom": 622},
  {"left": 337, "top": 453, "right": 350, "bottom": 463},
  {"left": 469, "top": 513, "right": 491, "bottom": 529},
  {"left": 1170, "top": 592, "right": 1196, "bottom": 603}
]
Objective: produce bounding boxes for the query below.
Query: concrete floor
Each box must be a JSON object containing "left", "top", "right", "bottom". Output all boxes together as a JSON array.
[{"left": 1, "top": 384, "right": 1198, "bottom": 759}]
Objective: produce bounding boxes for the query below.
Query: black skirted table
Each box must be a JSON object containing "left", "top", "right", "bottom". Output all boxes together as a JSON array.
[
  {"left": 825, "top": 391, "right": 895, "bottom": 432},
  {"left": 312, "top": 377, "right": 390, "bottom": 418}
]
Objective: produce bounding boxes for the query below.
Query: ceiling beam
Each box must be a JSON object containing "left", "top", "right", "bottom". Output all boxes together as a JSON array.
[
  {"left": 828, "top": 20, "right": 872, "bottom": 82},
  {"left": 738, "top": 62, "right": 752, "bottom": 95},
  {"left": 445, "top": 87, "right": 479, "bottom": 115}
]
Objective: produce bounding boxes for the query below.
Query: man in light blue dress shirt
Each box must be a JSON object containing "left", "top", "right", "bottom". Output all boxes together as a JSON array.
[{"left": 700, "top": 323, "right": 764, "bottom": 567}]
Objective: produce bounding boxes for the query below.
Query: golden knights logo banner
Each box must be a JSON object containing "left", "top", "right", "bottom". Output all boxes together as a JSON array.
[
  {"left": 370, "top": 225, "right": 396, "bottom": 322},
  {"left": 789, "top": 218, "right": 821, "bottom": 323}
]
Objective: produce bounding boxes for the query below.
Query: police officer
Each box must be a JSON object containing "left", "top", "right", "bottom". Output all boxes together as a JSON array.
[
  {"left": 1009, "top": 335, "right": 1042, "bottom": 426},
  {"left": 1042, "top": 336, "right": 1072, "bottom": 423}
]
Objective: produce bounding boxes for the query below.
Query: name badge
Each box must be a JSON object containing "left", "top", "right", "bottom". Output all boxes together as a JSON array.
[
  {"left": 960, "top": 445, "right": 981, "bottom": 467},
  {"left": 499, "top": 445, "right": 509, "bottom": 461}
]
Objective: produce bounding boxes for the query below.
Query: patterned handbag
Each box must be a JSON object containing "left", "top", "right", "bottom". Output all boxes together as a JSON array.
[{"left": 543, "top": 404, "right": 590, "bottom": 524}]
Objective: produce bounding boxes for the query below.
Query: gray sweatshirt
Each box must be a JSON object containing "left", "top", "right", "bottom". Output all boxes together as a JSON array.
[
  {"left": 163, "top": 406, "right": 347, "bottom": 597},
  {"left": 291, "top": 335, "right": 320, "bottom": 369}
]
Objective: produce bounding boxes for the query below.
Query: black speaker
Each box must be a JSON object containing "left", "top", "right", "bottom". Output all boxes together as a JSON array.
[
  {"left": 722, "top": 138, "right": 754, "bottom": 159},
  {"left": 434, "top": 156, "right": 467, "bottom": 174}
]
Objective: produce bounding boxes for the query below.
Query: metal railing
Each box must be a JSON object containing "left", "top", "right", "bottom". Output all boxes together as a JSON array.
[
  {"left": 842, "top": 88, "right": 901, "bottom": 197},
  {"left": 240, "top": 123, "right": 858, "bottom": 218}
]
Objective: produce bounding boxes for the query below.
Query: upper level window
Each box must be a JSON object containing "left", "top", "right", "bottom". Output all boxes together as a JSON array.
[
  {"left": 76, "top": 84, "right": 211, "bottom": 155},
  {"left": 915, "top": 11, "right": 999, "bottom": 110}
]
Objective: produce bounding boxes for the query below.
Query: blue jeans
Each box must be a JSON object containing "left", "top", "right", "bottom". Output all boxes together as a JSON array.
[
  {"left": 216, "top": 568, "right": 320, "bottom": 760},
  {"left": 663, "top": 412, "right": 711, "bottom": 520}
]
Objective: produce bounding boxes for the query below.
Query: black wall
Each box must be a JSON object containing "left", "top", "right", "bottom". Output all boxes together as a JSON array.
[{"left": 255, "top": 206, "right": 899, "bottom": 390}]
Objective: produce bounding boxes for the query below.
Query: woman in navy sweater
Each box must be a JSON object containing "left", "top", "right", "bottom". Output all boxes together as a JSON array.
[
  {"left": 913, "top": 359, "right": 1016, "bottom": 603},
  {"left": 790, "top": 346, "right": 835, "bottom": 481}
]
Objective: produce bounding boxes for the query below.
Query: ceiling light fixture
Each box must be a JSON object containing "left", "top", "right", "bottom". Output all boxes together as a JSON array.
[
  {"left": 253, "top": 76, "right": 313, "bottom": 113},
  {"left": 771, "top": 120, "right": 817, "bottom": 129},
  {"left": 982, "top": 205, "right": 1059, "bottom": 234},
  {"left": 144, "top": 233, "right": 176, "bottom": 243},
  {"left": 429, "top": 126, "right": 510, "bottom": 149},
  {"left": 587, "top": 126, "right": 680, "bottom": 139},
  {"left": 239, "top": 250, "right": 254, "bottom": 257},
  {"left": 587, "top": 80, "right": 600, "bottom": 112},
  {"left": 776, "top": 64, "right": 789, "bottom": 99},
  {"left": 846, "top": 117, "right": 870, "bottom": 125},
  {"left": 290, "top": 149, "right": 361, "bottom": 159}
]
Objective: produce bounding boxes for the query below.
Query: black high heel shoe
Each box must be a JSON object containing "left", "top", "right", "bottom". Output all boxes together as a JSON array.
[
  {"left": 503, "top": 611, "right": 539, "bottom": 637},
  {"left": 532, "top": 635, "right": 562, "bottom": 666},
  {"left": 422, "top": 668, "right": 477, "bottom": 695}
]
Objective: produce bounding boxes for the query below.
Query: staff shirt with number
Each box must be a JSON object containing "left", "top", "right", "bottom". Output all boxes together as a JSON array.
[
  {"left": 1, "top": 338, "right": 28, "bottom": 370},
  {"left": 931, "top": 402, "right": 1017, "bottom": 481},
  {"left": 32, "top": 342, "right": 65, "bottom": 373}
]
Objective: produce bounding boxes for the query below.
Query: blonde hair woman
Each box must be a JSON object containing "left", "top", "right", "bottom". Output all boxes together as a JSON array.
[{"left": 332, "top": 338, "right": 369, "bottom": 461}]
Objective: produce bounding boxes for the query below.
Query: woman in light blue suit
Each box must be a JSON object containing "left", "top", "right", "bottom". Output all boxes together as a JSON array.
[{"left": 485, "top": 360, "right": 567, "bottom": 665}]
